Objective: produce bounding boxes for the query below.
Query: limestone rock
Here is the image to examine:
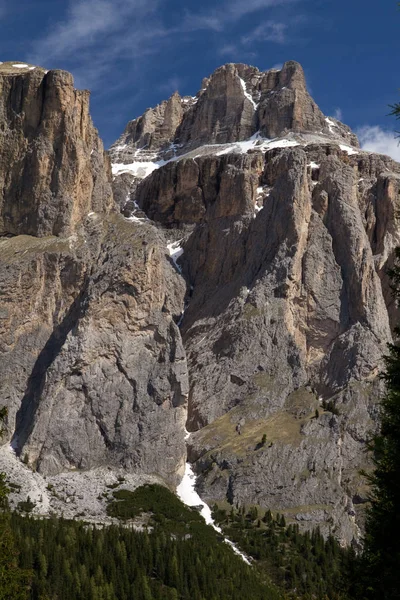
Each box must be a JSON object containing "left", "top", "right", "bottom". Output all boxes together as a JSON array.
[
  {"left": 110, "top": 61, "right": 358, "bottom": 168},
  {"left": 0, "top": 214, "right": 188, "bottom": 485},
  {"left": 3, "top": 56, "right": 400, "bottom": 544},
  {"left": 0, "top": 63, "right": 189, "bottom": 488},
  {"left": 0, "top": 62, "right": 113, "bottom": 237},
  {"left": 123, "top": 95, "right": 400, "bottom": 542}
]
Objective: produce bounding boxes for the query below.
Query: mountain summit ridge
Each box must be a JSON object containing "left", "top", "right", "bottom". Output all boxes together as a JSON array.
[
  {"left": 110, "top": 61, "right": 360, "bottom": 220},
  {"left": 110, "top": 61, "right": 358, "bottom": 166}
]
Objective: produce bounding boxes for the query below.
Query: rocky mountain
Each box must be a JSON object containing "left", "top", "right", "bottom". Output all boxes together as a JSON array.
[
  {"left": 0, "top": 59, "right": 399, "bottom": 545},
  {"left": 0, "top": 62, "right": 188, "bottom": 494}
]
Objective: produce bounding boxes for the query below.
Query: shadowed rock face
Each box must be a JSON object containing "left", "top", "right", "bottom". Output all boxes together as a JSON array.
[
  {"left": 110, "top": 61, "right": 400, "bottom": 544},
  {"left": 0, "top": 63, "right": 188, "bottom": 487}
]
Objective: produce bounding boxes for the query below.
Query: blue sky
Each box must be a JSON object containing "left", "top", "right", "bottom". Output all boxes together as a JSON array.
[{"left": 1, "top": 0, "right": 400, "bottom": 157}]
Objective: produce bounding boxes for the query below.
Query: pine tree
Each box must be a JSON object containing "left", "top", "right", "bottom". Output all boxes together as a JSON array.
[
  {"left": 359, "top": 248, "right": 400, "bottom": 599},
  {"left": 0, "top": 409, "right": 32, "bottom": 599}
]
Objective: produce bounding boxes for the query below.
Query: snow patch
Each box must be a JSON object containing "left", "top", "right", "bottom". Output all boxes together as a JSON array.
[
  {"left": 267, "top": 138, "right": 299, "bottom": 150},
  {"left": 126, "top": 215, "right": 145, "bottom": 224},
  {"left": 167, "top": 240, "right": 184, "bottom": 271},
  {"left": 182, "top": 96, "right": 198, "bottom": 104},
  {"left": 112, "top": 134, "right": 300, "bottom": 184},
  {"left": 308, "top": 162, "right": 320, "bottom": 170},
  {"left": 12, "top": 63, "right": 29, "bottom": 68},
  {"left": 239, "top": 77, "right": 258, "bottom": 110},
  {"left": 339, "top": 144, "right": 358, "bottom": 156},
  {"left": 256, "top": 186, "right": 270, "bottom": 212},
  {"left": 177, "top": 462, "right": 251, "bottom": 565},
  {"left": 326, "top": 117, "right": 336, "bottom": 133},
  {"left": 215, "top": 134, "right": 299, "bottom": 157},
  {"left": 112, "top": 160, "right": 165, "bottom": 178}
]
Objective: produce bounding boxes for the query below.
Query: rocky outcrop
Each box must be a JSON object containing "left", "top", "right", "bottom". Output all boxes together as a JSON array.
[
  {"left": 109, "top": 61, "right": 358, "bottom": 218},
  {"left": 0, "top": 63, "right": 189, "bottom": 487},
  {"left": 0, "top": 62, "right": 113, "bottom": 237},
  {"left": 179, "top": 144, "right": 399, "bottom": 543},
  {"left": 110, "top": 61, "right": 400, "bottom": 543},
  {"left": 110, "top": 61, "right": 358, "bottom": 167},
  {"left": 136, "top": 152, "right": 262, "bottom": 227},
  {"left": 8, "top": 215, "right": 188, "bottom": 482}
]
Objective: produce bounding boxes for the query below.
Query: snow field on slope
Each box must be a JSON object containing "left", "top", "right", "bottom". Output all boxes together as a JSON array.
[
  {"left": 167, "top": 240, "right": 184, "bottom": 271},
  {"left": 177, "top": 462, "right": 251, "bottom": 565},
  {"left": 239, "top": 77, "right": 258, "bottom": 110},
  {"left": 112, "top": 160, "right": 165, "bottom": 178},
  {"left": 111, "top": 133, "right": 301, "bottom": 183},
  {"left": 111, "top": 130, "right": 361, "bottom": 188}
]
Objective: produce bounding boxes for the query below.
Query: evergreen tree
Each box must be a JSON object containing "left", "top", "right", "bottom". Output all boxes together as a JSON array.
[
  {"left": 358, "top": 248, "right": 400, "bottom": 599},
  {"left": 0, "top": 408, "right": 32, "bottom": 599}
]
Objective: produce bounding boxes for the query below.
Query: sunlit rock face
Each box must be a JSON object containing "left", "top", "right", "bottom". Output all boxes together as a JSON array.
[
  {"left": 111, "top": 60, "right": 400, "bottom": 544},
  {"left": 0, "top": 63, "right": 188, "bottom": 488},
  {"left": 2, "top": 58, "right": 400, "bottom": 544},
  {"left": 0, "top": 62, "right": 114, "bottom": 237}
]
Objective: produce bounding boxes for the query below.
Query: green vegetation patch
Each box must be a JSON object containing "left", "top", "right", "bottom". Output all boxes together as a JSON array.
[
  {"left": 107, "top": 484, "right": 212, "bottom": 538},
  {"left": 0, "top": 235, "right": 71, "bottom": 264},
  {"left": 197, "top": 408, "right": 307, "bottom": 459},
  {"left": 10, "top": 496, "right": 283, "bottom": 600},
  {"left": 212, "top": 504, "right": 354, "bottom": 600}
]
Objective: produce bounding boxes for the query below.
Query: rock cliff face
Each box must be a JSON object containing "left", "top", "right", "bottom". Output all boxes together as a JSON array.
[
  {"left": 0, "top": 62, "right": 188, "bottom": 488},
  {"left": 1, "top": 59, "right": 400, "bottom": 544},
  {"left": 111, "top": 61, "right": 400, "bottom": 544},
  {"left": 0, "top": 63, "right": 113, "bottom": 237},
  {"left": 111, "top": 61, "right": 357, "bottom": 162}
]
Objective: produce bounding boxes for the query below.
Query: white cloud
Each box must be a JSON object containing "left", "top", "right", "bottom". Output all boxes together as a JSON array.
[
  {"left": 29, "top": 0, "right": 170, "bottom": 89},
  {"left": 357, "top": 126, "right": 400, "bottom": 162},
  {"left": 182, "top": 0, "right": 298, "bottom": 36},
  {"left": 241, "top": 21, "right": 287, "bottom": 44},
  {"left": 181, "top": 12, "right": 223, "bottom": 32},
  {"left": 31, "top": 0, "right": 156, "bottom": 62},
  {"left": 158, "top": 76, "right": 183, "bottom": 94},
  {"left": 29, "top": 0, "right": 300, "bottom": 93},
  {"left": 333, "top": 107, "right": 343, "bottom": 121},
  {"left": 218, "top": 44, "right": 238, "bottom": 56},
  {"left": 228, "top": 0, "right": 295, "bottom": 19}
]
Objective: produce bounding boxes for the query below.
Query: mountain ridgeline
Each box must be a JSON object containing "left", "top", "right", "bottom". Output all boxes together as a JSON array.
[{"left": 0, "top": 60, "right": 399, "bottom": 547}]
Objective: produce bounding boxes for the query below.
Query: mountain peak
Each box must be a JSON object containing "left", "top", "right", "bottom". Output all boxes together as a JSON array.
[{"left": 109, "top": 60, "right": 358, "bottom": 198}]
